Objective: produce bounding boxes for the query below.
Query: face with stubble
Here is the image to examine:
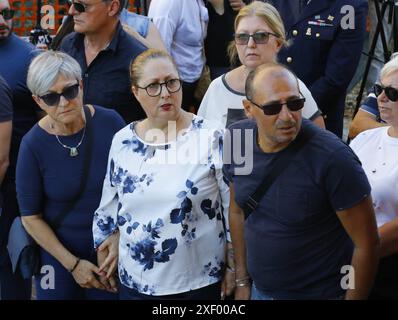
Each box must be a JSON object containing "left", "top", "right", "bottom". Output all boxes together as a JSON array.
[{"left": 0, "top": 0, "right": 13, "bottom": 41}]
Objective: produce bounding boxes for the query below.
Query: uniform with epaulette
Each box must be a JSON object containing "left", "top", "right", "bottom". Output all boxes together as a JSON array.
[{"left": 268, "top": 0, "right": 368, "bottom": 137}]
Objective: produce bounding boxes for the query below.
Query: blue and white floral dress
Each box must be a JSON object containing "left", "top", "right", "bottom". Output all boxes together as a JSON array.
[{"left": 93, "top": 116, "right": 229, "bottom": 296}]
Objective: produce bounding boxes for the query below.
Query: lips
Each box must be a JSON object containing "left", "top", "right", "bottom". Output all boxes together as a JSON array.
[{"left": 160, "top": 103, "right": 172, "bottom": 111}]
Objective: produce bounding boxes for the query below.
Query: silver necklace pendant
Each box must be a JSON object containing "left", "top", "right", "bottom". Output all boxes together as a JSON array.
[{"left": 70, "top": 147, "right": 78, "bottom": 157}]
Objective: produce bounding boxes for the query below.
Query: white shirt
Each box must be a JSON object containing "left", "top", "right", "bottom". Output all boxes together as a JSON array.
[
  {"left": 149, "top": 0, "right": 208, "bottom": 83},
  {"left": 350, "top": 127, "right": 398, "bottom": 227},
  {"left": 93, "top": 116, "right": 229, "bottom": 295},
  {"left": 198, "top": 74, "right": 321, "bottom": 127}
]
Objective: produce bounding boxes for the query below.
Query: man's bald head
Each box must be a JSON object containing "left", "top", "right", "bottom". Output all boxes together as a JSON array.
[{"left": 245, "top": 62, "right": 300, "bottom": 102}]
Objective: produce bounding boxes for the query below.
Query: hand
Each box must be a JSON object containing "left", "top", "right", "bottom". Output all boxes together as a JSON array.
[
  {"left": 97, "top": 247, "right": 118, "bottom": 293},
  {"left": 221, "top": 268, "right": 236, "bottom": 299},
  {"left": 97, "top": 231, "right": 119, "bottom": 278},
  {"left": 71, "top": 259, "right": 106, "bottom": 290},
  {"left": 234, "top": 284, "right": 251, "bottom": 300},
  {"left": 229, "top": 0, "right": 245, "bottom": 11}
]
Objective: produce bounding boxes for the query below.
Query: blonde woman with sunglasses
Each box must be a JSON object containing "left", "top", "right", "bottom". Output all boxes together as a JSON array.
[{"left": 198, "top": 1, "right": 324, "bottom": 129}]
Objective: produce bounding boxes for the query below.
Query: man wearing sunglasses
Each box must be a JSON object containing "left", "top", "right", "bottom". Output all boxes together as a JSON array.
[
  {"left": 225, "top": 63, "right": 379, "bottom": 300},
  {"left": 264, "top": 0, "right": 367, "bottom": 138},
  {"left": 60, "top": 0, "right": 147, "bottom": 123},
  {"left": 0, "top": 0, "right": 40, "bottom": 300}
]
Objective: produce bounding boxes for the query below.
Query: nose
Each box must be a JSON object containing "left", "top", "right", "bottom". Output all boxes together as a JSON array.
[
  {"left": 278, "top": 104, "right": 294, "bottom": 120},
  {"left": 68, "top": 3, "right": 77, "bottom": 15},
  {"left": 377, "top": 89, "right": 389, "bottom": 104},
  {"left": 58, "top": 94, "right": 69, "bottom": 108},
  {"left": 247, "top": 35, "right": 256, "bottom": 48},
  {"left": 159, "top": 83, "right": 170, "bottom": 98},
  {"left": 0, "top": 14, "right": 5, "bottom": 24}
]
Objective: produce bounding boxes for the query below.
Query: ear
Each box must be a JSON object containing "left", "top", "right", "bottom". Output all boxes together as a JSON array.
[
  {"left": 131, "top": 85, "right": 139, "bottom": 98},
  {"left": 242, "top": 99, "right": 254, "bottom": 119},
  {"left": 108, "top": 0, "right": 120, "bottom": 17},
  {"left": 32, "top": 95, "right": 46, "bottom": 111}
]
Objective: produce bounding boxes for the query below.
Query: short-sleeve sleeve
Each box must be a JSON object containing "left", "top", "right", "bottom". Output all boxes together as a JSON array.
[
  {"left": 16, "top": 136, "right": 44, "bottom": 216},
  {"left": 324, "top": 145, "right": 371, "bottom": 212}
]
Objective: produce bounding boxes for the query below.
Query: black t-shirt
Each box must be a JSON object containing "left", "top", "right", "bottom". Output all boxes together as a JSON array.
[{"left": 205, "top": 0, "right": 236, "bottom": 68}]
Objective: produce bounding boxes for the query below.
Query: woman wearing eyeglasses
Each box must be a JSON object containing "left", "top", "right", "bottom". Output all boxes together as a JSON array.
[
  {"left": 94, "top": 49, "right": 229, "bottom": 300},
  {"left": 15, "top": 51, "right": 125, "bottom": 300},
  {"left": 198, "top": 1, "right": 324, "bottom": 129},
  {"left": 350, "top": 56, "right": 398, "bottom": 300}
]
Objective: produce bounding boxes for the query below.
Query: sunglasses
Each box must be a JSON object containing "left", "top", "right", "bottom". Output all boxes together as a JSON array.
[
  {"left": 248, "top": 97, "right": 306, "bottom": 115},
  {"left": 0, "top": 8, "right": 14, "bottom": 20},
  {"left": 39, "top": 83, "right": 80, "bottom": 106},
  {"left": 68, "top": 0, "right": 103, "bottom": 13},
  {"left": 234, "top": 31, "right": 279, "bottom": 45},
  {"left": 374, "top": 83, "right": 398, "bottom": 102}
]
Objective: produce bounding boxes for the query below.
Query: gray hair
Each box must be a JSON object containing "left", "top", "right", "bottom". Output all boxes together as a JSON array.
[
  {"left": 27, "top": 51, "right": 82, "bottom": 96},
  {"left": 380, "top": 52, "right": 398, "bottom": 80}
]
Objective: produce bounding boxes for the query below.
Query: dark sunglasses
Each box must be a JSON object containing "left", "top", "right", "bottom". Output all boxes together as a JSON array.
[
  {"left": 68, "top": 0, "right": 103, "bottom": 13},
  {"left": 0, "top": 8, "right": 15, "bottom": 20},
  {"left": 373, "top": 83, "right": 398, "bottom": 102},
  {"left": 248, "top": 97, "right": 306, "bottom": 115},
  {"left": 39, "top": 83, "right": 80, "bottom": 106},
  {"left": 234, "top": 31, "right": 279, "bottom": 45}
]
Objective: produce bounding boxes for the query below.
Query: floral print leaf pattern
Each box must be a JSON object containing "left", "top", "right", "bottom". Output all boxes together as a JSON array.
[
  {"left": 170, "top": 208, "right": 185, "bottom": 224},
  {"left": 153, "top": 238, "right": 178, "bottom": 263},
  {"left": 122, "top": 136, "right": 148, "bottom": 156},
  {"left": 201, "top": 199, "right": 215, "bottom": 220},
  {"left": 118, "top": 215, "right": 127, "bottom": 226},
  {"left": 177, "top": 191, "right": 187, "bottom": 198},
  {"left": 132, "top": 222, "right": 140, "bottom": 230},
  {"left": 186, "top": 179, "right": 194, "bottom": 189}
]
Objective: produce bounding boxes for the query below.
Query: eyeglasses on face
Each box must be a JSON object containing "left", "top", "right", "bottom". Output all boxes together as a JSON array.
[
  {"left": 137, "top": 79, "right": 182, "bottom": 97},
  {"left": 234, "top": 31, "right": 279, "bottom": 45},
  {"left": 374, "top": 83, "right": 398, "bottom": 102},
  {"left": 39, "top": 83, "right": 80, "bottom": 106},
  {"left": 68, "top": 0, "right": 104, "bottom": 13},
  {"left": 0, "top": 8, "right": 15, "bottom": 20},
  {"left": 248, "top": 97, "right": 306, "bottom": 115}
]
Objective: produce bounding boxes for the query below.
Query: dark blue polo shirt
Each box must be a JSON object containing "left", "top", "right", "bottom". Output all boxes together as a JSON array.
[
  {"left": 60, "top": 22, "right": 147, "bottom": 123},
  {"left": 0, "top": 76, "right": 13, "bottom": 123},
  {"left": 0, "top": 34, "right": 38, "bottom": 183},
  {"left": 223, "top": 119, "right": 371, "bottom": 299}
]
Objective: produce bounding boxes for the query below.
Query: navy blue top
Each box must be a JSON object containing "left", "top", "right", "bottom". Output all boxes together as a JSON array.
[
  {"left": 60, "top": 22, "right": 147, "bottom": 124},
  {"left": 16, "top": 106, "right": 125, "bottom": 258},
  {"left": 223, "top": 119, "right": 371, "bottom": 299},
  {"left": 0, "top": 34, "right": 39, "bottom": 182},
  {"left": 0, "top": 75, "right": 12, "bottom": 122}
]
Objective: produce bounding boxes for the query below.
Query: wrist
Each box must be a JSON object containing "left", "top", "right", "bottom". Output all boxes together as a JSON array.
[{"left": 69, "top": 258, "right": 80, "bottom": 273}]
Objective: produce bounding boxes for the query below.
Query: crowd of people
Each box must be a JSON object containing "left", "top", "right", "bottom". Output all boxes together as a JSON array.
[{"left": 0, "top": 0, "right": 397, "bottom": 300}]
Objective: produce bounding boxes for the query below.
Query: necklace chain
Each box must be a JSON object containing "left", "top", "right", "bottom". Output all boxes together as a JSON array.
[{"left": 55, "top": 126, "right": 86, "bottom": 157}]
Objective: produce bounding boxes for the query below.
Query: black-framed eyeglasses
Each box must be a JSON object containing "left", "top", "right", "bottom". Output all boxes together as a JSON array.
[
  {"left": 137, "top": 79, "right": 182, "bottom": 97},
  {"left": 248, "top": 96, "right": 306, "bottom": 115},
  {"left": 0, "top": 8, "right": 14, "bottom": 20},
  {"left": 234, "top": 31, "right": 279, "bottom": 45},
  {"left": 374, "top": 83, "right": 398, "bottom": 102},
  {"left": 39, "top": 83, "right": 80, "bottom": 106},
  {"left": 68, "top": 0, "right": 103, "bottom": 13}
]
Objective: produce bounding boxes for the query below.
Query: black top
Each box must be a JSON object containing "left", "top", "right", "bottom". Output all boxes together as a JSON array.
[
  {"left": 204, "top": 0, "right": 236, "bottom": 68},
  {"left": 60, "top": 22, "right": 147, "bottom": 124}
]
